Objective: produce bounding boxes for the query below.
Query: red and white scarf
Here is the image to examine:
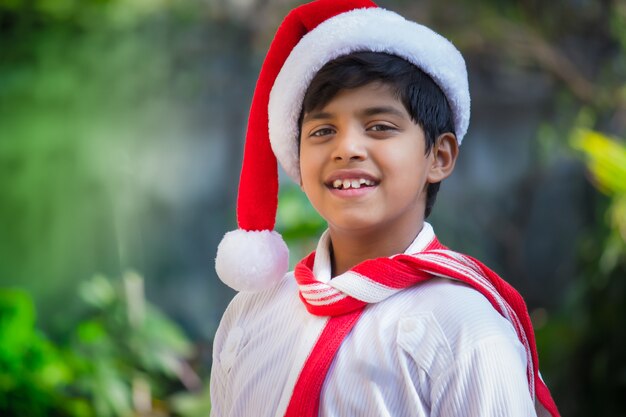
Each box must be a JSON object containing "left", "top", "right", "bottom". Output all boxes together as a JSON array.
[{"left": 284, "top": 233, "right": 560, "bottom": 417}]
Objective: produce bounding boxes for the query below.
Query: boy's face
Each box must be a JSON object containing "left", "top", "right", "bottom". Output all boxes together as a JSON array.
[{"left": 299, "top": 82, "right": 438, "bottom": 237}]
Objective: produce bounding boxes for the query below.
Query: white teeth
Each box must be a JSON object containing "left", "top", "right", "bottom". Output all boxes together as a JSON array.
[{"left": 331, "top": 178, "right": 376, "bottom": 189}]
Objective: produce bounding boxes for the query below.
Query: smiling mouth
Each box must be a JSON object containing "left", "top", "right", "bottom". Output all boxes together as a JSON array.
[{"left": 329, "top": 178, "right": 377, "bottom": 190}]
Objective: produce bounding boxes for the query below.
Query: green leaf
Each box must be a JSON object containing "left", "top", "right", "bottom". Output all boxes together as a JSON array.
[
  {"left": 92, "top": 362, "right": 132, "bottom": 417},
  {"left": 77, "top": 319, "right": 109, "bottom": 345},
  {"left": 169, "top": 384, "right": 212, "bottom": 417},
  {"left": 571, "top": 129, "right": 626, "bottom": 195},
  {"left": 80, "top": 275, "right": 117, "bottom": 309},
  {"left": 0, "top": 289, "right": 36, "bottom": 362}
]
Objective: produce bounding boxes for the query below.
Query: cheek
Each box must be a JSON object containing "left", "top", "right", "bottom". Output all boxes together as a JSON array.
[
  {"left": 378, "top": 151, "right": 431, "bottom": 201},
  {"left": 298, "top": 154, "right": 321, "bottom": 196},
  {"left": 378, "top": 145, "right": 425, "bottom": 177},
  {"left": 299, "top": 142, "right": 327, "bottom": 174},
  {"left": 299, "top": 153, "right": 313, "bottom": 182}
]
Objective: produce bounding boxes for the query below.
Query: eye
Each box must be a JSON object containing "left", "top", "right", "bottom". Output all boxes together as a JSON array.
[
  {"left": 367, "top": 123, "right": 397, "bottom": 132},
  {"left": 310, "top": 127, "right": 335, "bottom": 137}
]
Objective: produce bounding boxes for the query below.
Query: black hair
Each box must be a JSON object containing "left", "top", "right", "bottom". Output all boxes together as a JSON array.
[{"left": 298, "top": 52, "right": 455, "bottom": 218}]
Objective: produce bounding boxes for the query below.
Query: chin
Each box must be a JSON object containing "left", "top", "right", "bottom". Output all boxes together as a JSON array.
[{"left": 328, "top": 217, "right": 381, "bottom": 234}]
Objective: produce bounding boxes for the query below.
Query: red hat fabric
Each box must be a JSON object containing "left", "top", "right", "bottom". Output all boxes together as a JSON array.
[
  {"left": 216, "top": 0, "right": 378, "bottom": 292},
  {"left": 239, "top": 0, "right": 377, "bottom": 232},
  {"left": 215, "top": 0, "right": 470, "bottom": 292}
]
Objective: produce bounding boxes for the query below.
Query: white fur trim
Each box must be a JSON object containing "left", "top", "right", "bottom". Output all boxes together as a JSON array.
[
  {"left": 215, "top": 229, "right": 289, "bottom": 292},
  {"left": 268, "top": 7, "right": 470, "bottom": 183}
]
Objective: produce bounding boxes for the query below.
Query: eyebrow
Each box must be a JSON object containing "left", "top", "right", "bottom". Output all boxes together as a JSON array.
[
  {"left": 359, "top": 106, "right": 406, "bottom": 118},
  {"left": 302, "top": 105, "right": 407, "bottom": 124},
  {"left": 302, "top": 111, "right": 334, "bottom": 123}
]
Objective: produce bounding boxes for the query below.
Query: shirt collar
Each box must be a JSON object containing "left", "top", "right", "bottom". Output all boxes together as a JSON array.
[{"left": 312, "top": 222, "right": 436, "bottom": 283}]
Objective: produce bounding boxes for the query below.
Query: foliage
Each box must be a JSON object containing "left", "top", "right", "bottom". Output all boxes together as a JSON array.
[
  {"left": 0, "top": 0, "right": 194, "bottom": 328},
  {"left": 535, "top": 131, "right": 626, "bottom": 416},
  {"left": 0, "top": 274, "right": 211, "bottom": 417},
  {"left": 572, "top": 130, "right": 626, "bottom": 271},
  {"left": 0, "top": 289, "right": 72, "bottom": 416},
  {"left": 1, "top": 1, "right": 216, "bottom": 414}
]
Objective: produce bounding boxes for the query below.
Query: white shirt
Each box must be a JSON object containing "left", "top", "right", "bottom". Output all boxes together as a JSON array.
[{"left": 210, "top": 224, "right": 543, "bottom": 417}]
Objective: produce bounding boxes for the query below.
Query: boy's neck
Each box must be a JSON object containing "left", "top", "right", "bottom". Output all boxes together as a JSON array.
[{"left": 328, "top": 220, "right": 425, "bottom": 277}]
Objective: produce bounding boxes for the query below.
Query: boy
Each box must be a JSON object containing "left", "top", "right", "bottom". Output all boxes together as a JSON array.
[{"left": 212, "top": 1, "right": 559, "bottom": 416}]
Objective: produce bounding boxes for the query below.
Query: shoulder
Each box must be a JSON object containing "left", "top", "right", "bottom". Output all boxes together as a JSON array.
[
  {"left": 217, "top": 271, "right": 300, "bottom": 329},
  {"left": 386, "top": 279, "right": 536, "bottom": 414},
  {"left": 388, "top": 277, "right": 522, "bottom": 348},
  {"left": 326, "top": 277, "right": 534, "bottom": 415},
  {"left": 211, "top": 271, "right": 302, "bottom": 376},
  {"left": 376, "top": 277, "right": 526, "bottom": 375}
]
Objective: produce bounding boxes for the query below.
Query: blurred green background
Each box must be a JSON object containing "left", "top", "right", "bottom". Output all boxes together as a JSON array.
[{"left": 1, "top": 0, "right": 625, "bottom": 415}]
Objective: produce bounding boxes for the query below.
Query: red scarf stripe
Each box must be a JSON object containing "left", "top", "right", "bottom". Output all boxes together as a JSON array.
[
  {"left": 305, "top": 293, "right": 347, "bottom": 305},
  {"left": 348, "top": 238, "right": 444, "bottom": 288},
  {"left": 299, "top": 286, "right": 343, "bottom": 300},
  {"left": 300, "top": 292, "right": 343, "bottom": 303},
  {"left": 298, "top": 292, "right": 366, "bottom": 316},
  {"left": 410, "top": 252, "right": 496, "bottom": 292},
  {"left": 301, "top": 293, "right": 344, "bottom": 303},
  {"left": 286, "top": 237, "right": 560, "bottom": 417},
  {"left": 283, "top": 310, "right": 364, "bottom": 417},
  {"left": 351, "top": 258, "right": 431, "bottom": 288}
]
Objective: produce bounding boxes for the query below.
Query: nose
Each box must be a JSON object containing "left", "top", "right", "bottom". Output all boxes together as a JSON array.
[{"left": 331, "top": 128, "right": 367, "bottom": 162}]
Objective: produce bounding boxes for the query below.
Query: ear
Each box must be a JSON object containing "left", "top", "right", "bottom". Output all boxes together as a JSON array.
[{"left": 427, "top": 132, "right": 459, "bottom": 183}]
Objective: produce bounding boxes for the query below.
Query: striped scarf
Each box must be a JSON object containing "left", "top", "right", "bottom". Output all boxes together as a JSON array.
[{"left": 285, "top": 236, "right": 560, "bottom": 417}]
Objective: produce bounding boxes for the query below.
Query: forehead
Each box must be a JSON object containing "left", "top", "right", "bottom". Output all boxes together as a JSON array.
[{"left": 302, "top": 82, "right": 407, "bottom": 119}]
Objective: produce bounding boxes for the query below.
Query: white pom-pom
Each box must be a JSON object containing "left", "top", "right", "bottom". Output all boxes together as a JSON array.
[{"left": 215, "top": 229, "right": 289, "bottom": 292}]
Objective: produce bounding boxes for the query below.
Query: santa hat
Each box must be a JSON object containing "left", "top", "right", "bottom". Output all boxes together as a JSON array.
[{"left": 215, "top": 0, "right": 470, "bottom": 292}]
